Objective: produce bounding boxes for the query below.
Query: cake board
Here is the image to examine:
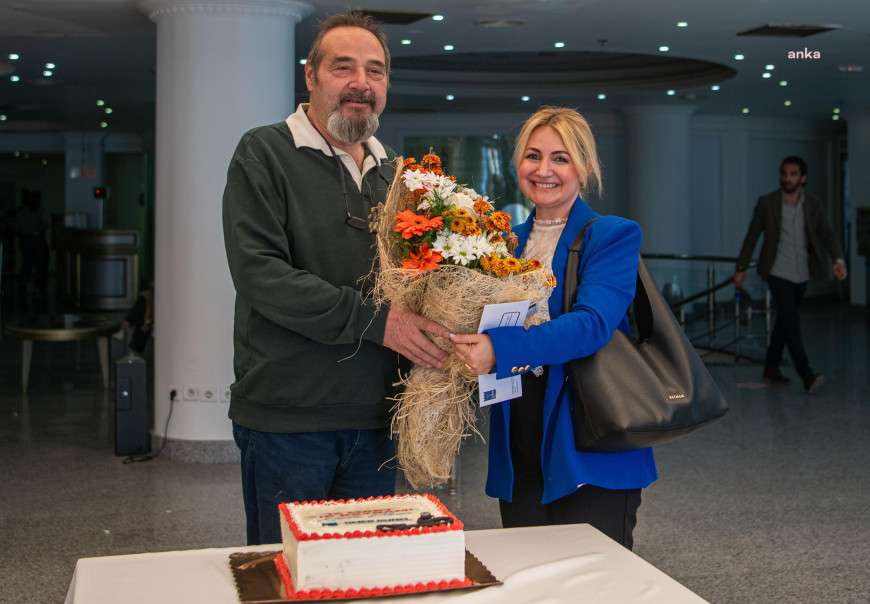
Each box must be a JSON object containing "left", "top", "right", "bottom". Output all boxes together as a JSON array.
[{"left": 230, "top": 549, "right": 500, "bottom": 602}]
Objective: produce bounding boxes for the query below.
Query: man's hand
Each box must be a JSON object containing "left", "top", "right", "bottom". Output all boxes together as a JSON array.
[
  {"left": 733, "top": 270, "right": 746, "bottom": 289},
  {"left": 383, "top": 306, "right": 450, "bottom": 368},
  {"left": 833, "top": 260, "right": 848, "bottom": 281}
]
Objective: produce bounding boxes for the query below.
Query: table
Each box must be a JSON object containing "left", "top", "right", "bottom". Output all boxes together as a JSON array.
[
  {"left": 4, "top": 314, "right": 121, "bottom": 393},
  {"left": 65, "top": 524, "right": 707, "bottom": 604}
]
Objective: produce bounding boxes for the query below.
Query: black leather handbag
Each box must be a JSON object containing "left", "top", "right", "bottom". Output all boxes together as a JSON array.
[{"left": 563, "top": 219, "right": 728, "bottom": 452}]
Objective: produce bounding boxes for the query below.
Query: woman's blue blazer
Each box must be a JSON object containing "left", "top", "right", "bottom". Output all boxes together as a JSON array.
[{"left": 484, "top": 197, "right": 658, "bottom": 504}]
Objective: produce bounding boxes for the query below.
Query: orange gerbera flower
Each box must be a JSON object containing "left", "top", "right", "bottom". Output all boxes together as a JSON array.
[
  {"left": 395, "top": 210, "right": 443, "bottom": 239},
  {"left": 401, "top": 243, "right": 442, "bottom": 272}
]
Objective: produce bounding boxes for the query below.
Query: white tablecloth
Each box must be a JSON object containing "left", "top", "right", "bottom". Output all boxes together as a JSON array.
[{"left": 65, "top": 524, "right": 707, "bottom": 604}]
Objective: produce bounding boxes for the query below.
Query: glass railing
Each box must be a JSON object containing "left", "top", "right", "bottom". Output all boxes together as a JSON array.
[{"left": 642, "top": 255, "right": 770, "bottom": 363}]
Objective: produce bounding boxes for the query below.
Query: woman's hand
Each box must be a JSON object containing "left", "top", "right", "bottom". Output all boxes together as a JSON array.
[{"left": 450, "top": 333, "right": 496, "bottom": 375}]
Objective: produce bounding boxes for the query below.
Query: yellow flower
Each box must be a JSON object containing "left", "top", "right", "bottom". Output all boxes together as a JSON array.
[
  {"left": 449, "top": 218, "right": 465, "bottom": 233},
  {"left": 473, "top": 199, "right": 493, "bottom": 214},
  {"left": 463, "top": 222, "right": 482, "bottom": 237},
  {"left": 421, "top": 154, "right": 442, "bottom": 171},
  {"left": 490, "top": 211, "right": 512, "bottom": 232},
  {"left": 521, "top": 258, "right": 542, "bottom": 273},
  {"left": 503, "top": 257, "right": 522, "bottom": 274}
]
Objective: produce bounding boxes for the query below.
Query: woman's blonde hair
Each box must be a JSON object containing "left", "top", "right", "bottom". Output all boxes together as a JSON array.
[{"left": 513, "top": 106, "right": 603, "bottom": 197}]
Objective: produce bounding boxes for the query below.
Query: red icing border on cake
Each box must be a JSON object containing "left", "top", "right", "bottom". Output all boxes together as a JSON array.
[
  {"left": 278, "top": 493, "right": 464, "bottom": 542},
  {"left": 274, "top": 550, "right": 473, "bottom": 600}
]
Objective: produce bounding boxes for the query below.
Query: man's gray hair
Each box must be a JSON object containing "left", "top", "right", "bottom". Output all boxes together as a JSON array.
[{"left": 306, "top": 11, "right": 390, "bottom": 80}]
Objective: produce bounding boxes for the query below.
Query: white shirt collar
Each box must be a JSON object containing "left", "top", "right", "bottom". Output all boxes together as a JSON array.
[{"left": 284, "top": 103, "right": 388, "bottom": 162}]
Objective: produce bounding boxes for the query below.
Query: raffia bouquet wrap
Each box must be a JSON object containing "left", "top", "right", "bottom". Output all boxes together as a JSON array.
[{"left": 372, "top": 154, "right": 555, "bottom": 488}]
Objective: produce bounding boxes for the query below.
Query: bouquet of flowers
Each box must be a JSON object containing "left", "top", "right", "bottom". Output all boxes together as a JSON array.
[{"left": 372, "top": 154, "right": 555, "bottom": 488}]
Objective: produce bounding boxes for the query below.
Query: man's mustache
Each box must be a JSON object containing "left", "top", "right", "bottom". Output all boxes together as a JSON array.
[{"left": 339, "top": 92, "right": 376, "bottom": 107}]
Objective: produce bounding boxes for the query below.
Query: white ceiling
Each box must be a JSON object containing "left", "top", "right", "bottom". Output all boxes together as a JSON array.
[{"left": 0, "top": 0, "right": 867, "bottom": 135}]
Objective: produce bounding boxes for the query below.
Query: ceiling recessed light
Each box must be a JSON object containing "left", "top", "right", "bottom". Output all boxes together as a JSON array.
[
  {"left": 299, "top": 58, "right": 306, "bottom": 65},
  {"left": 766, "top": 64, "right": 775, "bottom": 70},
  {"left": 741, "top": 108, "right": 750, "bottom": 114},
  {"left": 43, "top": 70, "right": 53, "bottom": 76},
  {"left": 100, "top": 122, "right": 108, "bottom": 128},
  {"left": 734, "top": 54, "right": 745, "bottom": 60},
  {"left": 521, "top": 95, "right": 530, "bottom": 102},
  {"left": 659, "top": 46, "right": 670, "bottom": 52},
  {"left": 597, "top": 93, "right": 606, "bottom": 100},
  {"left": 97, "top": 100, "right": 105, "bottom": 106},
  {"left": 8, "top": 53, "right": 19, "bottom": 60},
  {"left": 762, "top": 72, "right": 771, "bottom": 78},
  {"left": 711, "top": 85, "right": 721, "bottom": 91},
  {"left": 443, "top": 45, "right": 454, "bottom": 51},
  {"left": 832, "top": 115, "right": 840, "bottom": 121},
  {"left": 432, "top": 15, "right": 444, "bottom": 21},
  {"left": 784, "top": 100, "right": 792, "bottom": 106},
  {"left": 666, "top": 89, "right": 676, "bottom": 96},
  {"left": 401, "top": 39, "right": 411, "bottom": 45},
  {"left": 554, "top": 42, "right": 565, "bottom": 48},
  {"left": 833, "top": 108, "right": 840, "bottom": 114},
  {"left": 446, "top": 94, "right": 454, "bottom": 100},
  {"left": 0, "top": 115, "right": 7, "bottom": 121},
  {"left": 105, "top": 108, "right": 113, "bottom": 114},
  {"left": 45, "top": 62, "right": 55, "bottom": 69},
  {"left": 779, "top": 80, "right": 788, "bottom": 86},
  {"left": 10, "top": 75, "right": 20, "bottom": 82},
  {"left": 677, "top": 21, "right": 688, "bottom": 28}
]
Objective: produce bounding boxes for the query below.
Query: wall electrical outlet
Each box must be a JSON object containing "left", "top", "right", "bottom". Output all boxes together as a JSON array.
[
  {"left": 183, "top": 386, "right": 199, "bottom": 402},
  {"left": 201, "top": 387, "right": 217, "bottom": 402},
  {"left": 169, "top": 385, "right": 181, "bottom": 402},
  {"left": 221, "top": 386, "right": 232, "bottom": 403}
]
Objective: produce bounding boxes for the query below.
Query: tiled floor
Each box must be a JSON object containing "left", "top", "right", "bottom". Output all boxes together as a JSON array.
[{"left": 1, "top": 291, "right": 868, "bottom": 603}]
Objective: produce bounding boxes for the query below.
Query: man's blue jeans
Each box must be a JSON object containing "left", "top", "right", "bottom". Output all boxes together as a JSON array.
[
  {"left": 232, "top": 422, "right": 397, "bottom": 545},
  {"left": 765, "top": 275, "right": 810, "bottom": 376}
]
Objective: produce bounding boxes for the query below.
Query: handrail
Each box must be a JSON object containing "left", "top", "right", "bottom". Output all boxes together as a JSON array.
[
  {"left": 642, "top": 253, "right": 739, "bottom": 263},
  {"left": 640, "top": 254, "right": 768, "bottom": 362}
]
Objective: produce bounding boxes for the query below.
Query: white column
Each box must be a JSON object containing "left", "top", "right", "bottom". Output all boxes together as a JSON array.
[
  {"left": 623, "top": 105, "right": 697, "bottom": 255},
  {"left": 140, "top": 0, "right": 313, "bottom": 459},
  {"left": 846, "top": 110, "right": 870, "bottom": 308}
]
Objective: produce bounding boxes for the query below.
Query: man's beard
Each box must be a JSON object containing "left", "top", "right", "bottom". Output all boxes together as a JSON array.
[
  {"left": 780, "top": 180, "right": 800, "bottom": 194},
  {"left": 326, "top": 93, "right": 379, "bottom": 144}
]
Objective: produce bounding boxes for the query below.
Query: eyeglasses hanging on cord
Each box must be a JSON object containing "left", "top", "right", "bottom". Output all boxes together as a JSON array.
[{"left": 310, "top": 120, "right": 391, "bottom": 230}]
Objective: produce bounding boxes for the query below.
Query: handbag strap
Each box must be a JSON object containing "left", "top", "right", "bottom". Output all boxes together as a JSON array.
[{"left": 562, "top": 217, "right": 655, "bottom": 343}]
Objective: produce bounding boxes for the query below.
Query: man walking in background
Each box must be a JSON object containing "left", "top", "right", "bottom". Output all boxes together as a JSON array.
[{"left": 734, "top": 156, "right": 847, "bottom": 393}]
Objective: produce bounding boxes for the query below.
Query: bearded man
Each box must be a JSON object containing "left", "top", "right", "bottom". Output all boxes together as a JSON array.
[
  {"left": 222, "top": 11, "right": 450, "bottom": 545},
  {"left": 734, "top": 156, "right": 847, "bottom": 394}
]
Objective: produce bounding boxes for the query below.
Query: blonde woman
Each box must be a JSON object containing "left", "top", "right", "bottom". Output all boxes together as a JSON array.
[{"left": 451, "top": 107, "right": 657, "bottom": 548}]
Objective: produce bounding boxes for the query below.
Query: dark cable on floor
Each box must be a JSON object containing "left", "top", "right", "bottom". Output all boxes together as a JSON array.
[{"left": 123, "top": 389, "right": 176, "bottom": 464}]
